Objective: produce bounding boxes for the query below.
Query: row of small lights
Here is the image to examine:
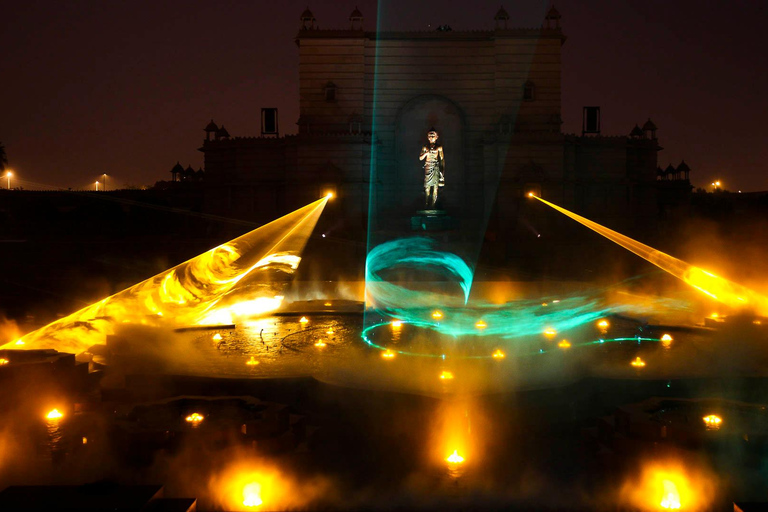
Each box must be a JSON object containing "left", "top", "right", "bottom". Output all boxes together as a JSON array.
[
  {"left": 41, "top": 399, "right": 724, "bottom": 512},
  {"left": 1, "top": 171, "right": 110, "bottom": 190},
  {"left": 372, "top": 316, "right": 676, "bottom": 371},
  {"left": 207, "top": 315, "right": 664, "bottom": 376}
]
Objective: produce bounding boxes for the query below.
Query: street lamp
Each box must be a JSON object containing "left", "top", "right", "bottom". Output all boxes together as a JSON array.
[
  {"left": 95, "top": 181, "right": 100, "bottom": 191},
  {"left": 5, "top": 171, "right": 11, "bottom": 190},
  {"left": 103, "top": 173, "right": 107, "bottom": 191}
]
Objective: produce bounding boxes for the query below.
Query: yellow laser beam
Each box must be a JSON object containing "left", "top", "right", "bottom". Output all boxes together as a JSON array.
[
  {"left": 4, "top": 196, "right": 331, "bottom": 353},
  {"left": 531, "top": 195, "right": 768, "bottom": 315}
]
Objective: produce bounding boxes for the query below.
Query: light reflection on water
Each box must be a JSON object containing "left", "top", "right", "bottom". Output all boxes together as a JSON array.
[{"left": 45, "top": 418, "right": 65, "bottom": 460}]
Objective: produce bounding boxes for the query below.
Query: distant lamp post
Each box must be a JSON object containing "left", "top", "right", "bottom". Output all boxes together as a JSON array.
[
  {"left": 94, "top": 181, "right": 100, "bottom": 191},
  {"left": 711, "top": 180, "right": 722, "bottom": 190},
  {"left": 5, "top": 171, "right": 11, "bottom": 190},
  {"left": 103, "top": 174, "right": 108, "bottom": 191}
]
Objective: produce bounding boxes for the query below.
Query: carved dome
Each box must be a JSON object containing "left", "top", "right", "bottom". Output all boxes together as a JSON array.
[
  {"left": 642, "top": 118, "right": 657, "bottom": 131},
  {"left": 300, "top": 7, "right": 314, "bottom": 20},
  {"left": 546, "top": 5, "right": 561, "bottom": 19}
]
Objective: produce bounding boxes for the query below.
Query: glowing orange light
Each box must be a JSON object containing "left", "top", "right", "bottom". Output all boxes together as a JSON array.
[
  {"left": 446, "top": 450, "right": 465, "bottom": 464},
  {"left": 14, "top": 340, "right": 24, "bottom": 346},
  {"left": 660, "top": 479, "right": 681, "bottom": 509},
  {"left": 527, "top": 192, "right": 535, "bottom": 197},
  {"left": 558, "top": 339, "right": 571, "bottom": 349},
  {"left": 185, "top": 412, "right": 204, "bottom": 424},
  {"left": 381, "top": 350, "right": 395, "bottom": 359},
  {"left": 754, "top": 319, "right": 763, "bottom": 325},
  {"left": 82, "top": 437, "right": 88, "bottom": 444},
  {"left": 541, "top": 302, "right": 548, "bottom": 307},
  {"left": 324, "top": 302, "right": 332, "bottom": 307},
  {"left": 439, "top": 371, "right": 454, "bottom": 380},
  {"left": 475, "top": 319, "right": 487, "bottom": 329},
  {"left": 314, "top": 340, "right": 326, "bottom": 348},
  {"left": 0, "top": 358, "right": 8, "bottom": 365},
  {"left": 325, "top": 192, "right": 334, "bottom": 199},
  {"left": 246, "top": 356, "right": 259, "bottom": 366},
  {"left": 432, "top": 310, "right": 443, "bottom": 320},
  {"left": 243, "top": 482, "right": 263, "bottom": 508},
  {"left": 631, "top": 356, "right": 646, "bottom": 368},
  {"left": 299, "top": 317, "right": 309, "bottom": 325},
  {"left": 702, "top": 414, "right": 722, "bottom": 430},
  {"left": 212, "top": 333, "right": 222, "bottom": 341},
  {"left": 624, "top": 463, "right": 715, "bottom": 512},
  {"left": 326, "top": 328, "right": 334, "bottom": 335},
  {"left": 391, "top": 320, "right": 402, "bottom": 328},
  {"left": 46, "top": 408, "right": 63, "bottom": 420},
  {"left": 492, "top": 349, "right": 505, "bottom": 359},
  {"left": 710, "top": 313, "right": 719, "bottom": 319},
  {"left": 543, "top": 328, "right": 557, "bottom": 338},
  {"left": 661, "top": 333, "right": 673, "bottom": 348},
  {"left": 597, "top": 319, "right": 609, "bottom": 330}
]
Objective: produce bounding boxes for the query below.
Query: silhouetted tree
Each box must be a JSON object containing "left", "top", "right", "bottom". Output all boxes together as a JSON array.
[{"left": 0, "top": 142, "right": 6, "bottom": 172}]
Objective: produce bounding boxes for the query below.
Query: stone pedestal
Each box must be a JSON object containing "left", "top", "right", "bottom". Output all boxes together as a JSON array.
[{"left": 411, "top": 209, "right": 455, "bottom": 231}]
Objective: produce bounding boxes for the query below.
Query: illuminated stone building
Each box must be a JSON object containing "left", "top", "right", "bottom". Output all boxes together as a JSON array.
[{"left": 200, "top": 6, "right": 671, "bottom": 266}]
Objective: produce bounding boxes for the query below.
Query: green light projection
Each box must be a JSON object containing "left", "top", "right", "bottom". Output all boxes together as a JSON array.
[
  {"left": 366, "top": 237, "right": 474, "bottom": 306},
  {"left": 363, "top": 237, "right": 686, "bottom": 345}
]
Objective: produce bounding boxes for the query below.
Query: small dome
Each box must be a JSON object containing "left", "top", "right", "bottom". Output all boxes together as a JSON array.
[
  {"left": 217, "top": 125, "right": 230, "bottom": 138},
  {"left": 301, "top": 7, "right": 314, "bottom": 20},
  {"left": 546, "top": 5, "right": 561, "bottom": 19},
  {"left": 677, "top": 160, "right": 690, "bottom": 173},
  {"left": 204, "top": 119, "right": 218, "bottom": 132},
  {"left": 642, "top": 118, "right": 657, "bottom": 131},
  {"left": 171, "top": 161, "right": 184, "bottom": 173},
  {"left": 185, "top": 165, "right": 195, "bottom": 173},
  {"left": 350, "top": 6, "right": 363, "bottom": 19},
  {"left": 494, "top": 6, "right": 509, "bottom": 20},
  {"left": 664, "top": 164, "right": 676, "bottom": 174},
  {"left": 630, "top": 125, "right": 644, "bottom": 137}
]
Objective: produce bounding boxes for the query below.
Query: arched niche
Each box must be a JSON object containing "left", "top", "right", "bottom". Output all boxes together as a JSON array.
[{"left": 394, "top": 95, "right": 466, "bottom": 212}]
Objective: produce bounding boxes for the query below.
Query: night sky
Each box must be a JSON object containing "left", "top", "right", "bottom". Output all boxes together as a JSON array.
[{"left": 2, "top": 1, "right": 767, "bottom": 192}]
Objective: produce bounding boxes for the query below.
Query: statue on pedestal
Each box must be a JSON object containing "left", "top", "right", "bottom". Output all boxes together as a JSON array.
[{"left": 419, "top": 128, "right": 445, "bottom": 209}]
